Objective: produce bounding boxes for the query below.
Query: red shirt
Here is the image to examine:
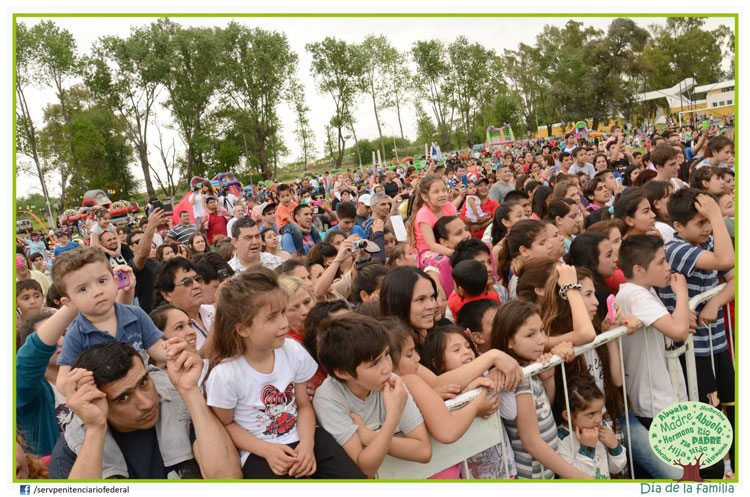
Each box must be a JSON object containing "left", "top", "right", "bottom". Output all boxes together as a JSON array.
[
  {"left": 205, "top": 212, "right": 229, "bottom": 245},
  {"left": 286, "top": 330, "right": 328, "bottom": 389},
  {"left": 459, "top": 197, "right": 499, "bottom": 238},
  {"left": 447, "top": 291, "right": 501, "bottom": 319}
]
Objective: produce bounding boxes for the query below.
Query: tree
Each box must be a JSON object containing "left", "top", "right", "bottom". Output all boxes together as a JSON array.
[
  {"left": 307, "top": 37, "right": 361, "bottom": 168},
  {"left": 219, "top": 22, "right": 297, "bottom": 180},
  {"left": 151, "top": 120, "right": 182, "bottom": 202},
  {"left": 581, "top": 18, "right": 650, "bottom": 129},
  {"left": 33, "top": 21, "right": 87, "bottom": 195},
  {"left": 383, "top": 49, "right": 413, "bottom": 141},
  {"left": 447, "top": 36, "right": 494, "bottom": 148},
  {"left": 360, "top": 34, "right": 399, "bottom": 162},
  {"left": 412, "top": 40, "right": 454, "bottom": 151},
  {"left": 38, "top": 85, "right": 137, "bottom": 202},
  {"left": 86, "top": 23, "right": 171, "bottom": 199},
  {"left": 15, "top": 22, "right": 55, "bottom": 226},
  {"left": 287, "top": 79, "right": 316, "bottom": 168},
  {"left": 643, "top": 17, "right": 731, "bottom": 93},
  {"left": 413, "top": 102, "right": 437, "bottom": 149},
  {"left": 155, "top": 19, "right": 222, "bottom": 182},
  {"left": 648, "top": 401, "right": 732, "bottom": 482}
]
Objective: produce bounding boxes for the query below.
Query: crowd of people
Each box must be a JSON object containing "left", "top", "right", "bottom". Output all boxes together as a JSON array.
[{"left": 15, "top": 122, "right": 736, "bottom": 481}]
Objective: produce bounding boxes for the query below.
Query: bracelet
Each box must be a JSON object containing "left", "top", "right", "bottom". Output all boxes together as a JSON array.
[{"left": 558, "top": 283, "right": 582, "bottom": 301}]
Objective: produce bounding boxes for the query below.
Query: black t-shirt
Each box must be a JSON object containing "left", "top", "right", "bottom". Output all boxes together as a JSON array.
[
  {"left": 49, "top": 426, "right": 200, "bottom": 479},
  {"left": 129, "top": 258, "right": 160, "bottom": 313},
  {"left": 111, "top": 426, "right": 167, "bottom": 479},
  {"left": 384, "top": 181, "right": 399, "bottom": 198},
  {"left": 611, "top": 159, "right": 630, "bottom": 175}
]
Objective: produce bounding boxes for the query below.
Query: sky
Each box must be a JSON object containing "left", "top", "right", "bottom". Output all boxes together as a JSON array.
[{"left": 14, "top": 14, "right": 734, "bottom": 198}]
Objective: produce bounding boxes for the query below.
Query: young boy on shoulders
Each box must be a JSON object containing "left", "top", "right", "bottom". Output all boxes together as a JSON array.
[
  {"left": 657, "top": 189, "right": 734, "bottom": 417},
  {"left": 50, "top": 246, "right": 165, "bottom": 396},
  {"left": 313, "top": 314, "right": 432, "bottom": 478},
  {"left": 615, "top": 234, "right": 692, "bottom": 427},
  {"left": 447, "top": 260, "right": 500, "bottom": 319}
]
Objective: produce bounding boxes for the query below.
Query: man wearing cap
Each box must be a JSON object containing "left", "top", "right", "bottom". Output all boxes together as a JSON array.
[
  {"left": 460, "top": 177, "right": 498, "bottom": 238},
  {"left": 258, "top": 202, "right": 276, "bottom": 232},
  {"left": 355, "top": 194, "right": 372, "bottom": 227}
]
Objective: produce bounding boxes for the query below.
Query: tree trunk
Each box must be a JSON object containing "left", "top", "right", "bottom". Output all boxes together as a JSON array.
[
  {"left": 395, "top": 94, "right": 405, "bottom": 140},
  {"left": 673, "top": 454, "right": 704, "bottom": 482},
  {"left": 256, "top": 131, "right": 270, "bottom": 180},
  {"left": 17, "top": 85, "right": 55, "bottom": 227},
  {"left": 592, "top": 117, "right": 600, "bottom": 132},
  {"left": 371, "top": 80, "right": 386, "bottom": 164},
  {"left": 186, "top": 144, "right": 195, "bottom": 182},
  {"left": 55, "top": 86, "right": 86, "bottom": 195},
  {"left": 138, "top": 143, "right": 157, "bottom": 199},
  {"left": 547, "top": 124, "right": 553, "bottom": 137},
  {"left": 335, "top": 126, "right": 345, "bottom": 168}
]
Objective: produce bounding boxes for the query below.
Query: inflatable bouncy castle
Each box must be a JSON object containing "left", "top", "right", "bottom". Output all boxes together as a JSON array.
[
  {"left": 485, "top": 125, "right": 516, "bottom": 149},
  {"left": 170, "top": 172, "right": 244, "bottom": 224}
]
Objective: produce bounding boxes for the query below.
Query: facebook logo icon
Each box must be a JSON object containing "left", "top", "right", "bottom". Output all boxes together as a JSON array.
[{"left": 20, "top": 485, "right": 30, "bottom": 495}]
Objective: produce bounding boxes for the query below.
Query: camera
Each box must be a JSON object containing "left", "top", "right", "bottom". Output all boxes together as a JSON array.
[{"left": 351, "top": 239, "right": 380, "bottom": 254}]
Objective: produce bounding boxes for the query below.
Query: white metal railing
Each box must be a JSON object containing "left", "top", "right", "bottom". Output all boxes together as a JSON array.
[{"left": 376, "top": 285, "right": 727, "bottom": 480}]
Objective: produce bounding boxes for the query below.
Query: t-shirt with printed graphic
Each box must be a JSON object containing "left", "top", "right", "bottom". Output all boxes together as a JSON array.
[
  {"left": 501, "top": 376, "right": 557, "bottom": 479},
  {"left": 204, "top": 339, "right": 317, "bottom": 465}
]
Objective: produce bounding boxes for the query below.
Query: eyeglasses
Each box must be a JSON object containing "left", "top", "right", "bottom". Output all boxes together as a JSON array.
[{"left": 178, "top": 275, "right": 204, "bottom": 287}]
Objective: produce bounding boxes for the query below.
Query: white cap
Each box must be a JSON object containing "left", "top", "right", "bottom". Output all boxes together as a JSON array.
[{"left": 358, "top": 194, "right": 371, "bottom": 206}]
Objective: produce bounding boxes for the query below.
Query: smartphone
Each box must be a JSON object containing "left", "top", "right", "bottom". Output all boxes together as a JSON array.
[
  {"left": 615, "top": 177, "right": 623, "bottom": 188},
  {"left": 114, "top": 271, "right": 131, "bottom": 290},
  {"left": 702, "top": 120, "right": 710, "bottom": 131}
]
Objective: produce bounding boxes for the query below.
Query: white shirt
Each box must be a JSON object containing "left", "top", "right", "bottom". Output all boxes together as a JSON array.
[
  {"left": 228, "top": 252, "right": 283, "bottom": 273},
  {"left": 204, "top": 339, "right": 317, "bottom": 464},
  {"left": 616, "top": 282, "right": 687, "bottom": 418}
]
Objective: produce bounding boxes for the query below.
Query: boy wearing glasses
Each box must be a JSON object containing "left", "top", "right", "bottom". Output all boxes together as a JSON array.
[{"left": 50, "top": 246, "right": 167, "bottom": 398}]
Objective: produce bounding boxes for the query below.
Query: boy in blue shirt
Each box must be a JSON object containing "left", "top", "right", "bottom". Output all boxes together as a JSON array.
[
  {"left": 656, "top": 189, "right": 734, "bottom": 457},
  {"left": 50, "top": 246, "right": 166, "bottom": 397},
  {"left": 53, "top": 231, "right": 78, "bottom": 257}
]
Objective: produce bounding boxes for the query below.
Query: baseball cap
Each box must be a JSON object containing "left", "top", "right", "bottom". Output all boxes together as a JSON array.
[
  {"left": 358, "top": 194, "right": 371, "bottom": 206},
  {"left": 16, "top": 255, "right": 26, "bottom": 268},
  {"left": 474, "top": 177, "right": 489, "bottom": 185},
  {"left": 260, "top": 202, "right": 275, "bottom": 215}
]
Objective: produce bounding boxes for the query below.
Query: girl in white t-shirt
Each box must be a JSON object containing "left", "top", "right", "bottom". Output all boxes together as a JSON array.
[
  {"left": 89, "top": 208, "right": 119, "bottom": 258},
  {"left": 202, "top": 266, "right": 364, "bottom": 479}
]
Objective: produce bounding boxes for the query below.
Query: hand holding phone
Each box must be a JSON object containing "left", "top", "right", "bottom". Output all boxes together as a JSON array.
[{"left": 114, "top": 270, "right": 131, "bottom": 290}]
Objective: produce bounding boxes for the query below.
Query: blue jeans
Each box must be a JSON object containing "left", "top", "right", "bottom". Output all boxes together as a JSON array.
[
  {"left": 619, "top": 412, "right": 683, "bottom": 480},
  {"left": 279, "top": 224, "right": 320, "bottom": 255}
]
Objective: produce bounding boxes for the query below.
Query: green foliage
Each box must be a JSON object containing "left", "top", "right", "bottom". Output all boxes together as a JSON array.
[
  {"left": 411, "top": 39, "right": 453, "bottom": 150},
  {"left": 307, "top": 37, "right": 363, "bottom": 167},
  {"left": 38, "top": 86, "right": 137, "bottom": 202},
  {"left": 219, "top": 22, "right": 298, "bottom": 180},
  {"left": 643, "top": 17, "right": 731, "bottom": 90}
]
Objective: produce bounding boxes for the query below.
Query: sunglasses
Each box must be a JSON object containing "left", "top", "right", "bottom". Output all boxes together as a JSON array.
[{"left": 178, "top": 275, "right": 204, "bottom": 288}]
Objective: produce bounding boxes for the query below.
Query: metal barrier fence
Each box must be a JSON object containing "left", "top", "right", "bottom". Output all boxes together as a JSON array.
[{"left": 376, "top": 284, "right": 729, "bottom": 480}]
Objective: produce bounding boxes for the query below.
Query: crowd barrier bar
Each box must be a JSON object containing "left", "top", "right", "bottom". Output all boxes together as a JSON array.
[{"left": 376, "top": 285, "right": 726, "bottom": 480}]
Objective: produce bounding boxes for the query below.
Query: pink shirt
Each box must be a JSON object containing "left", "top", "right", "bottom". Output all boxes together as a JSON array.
[{"left": 414, "top": 203, "right": 457, "bottom": 253}]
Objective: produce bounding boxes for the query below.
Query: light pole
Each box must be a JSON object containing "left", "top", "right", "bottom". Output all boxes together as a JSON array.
[{"left": 383, "top": 123, "right": 399, "bottom": 165}]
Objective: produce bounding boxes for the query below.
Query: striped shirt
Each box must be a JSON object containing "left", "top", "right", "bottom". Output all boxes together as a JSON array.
[
  {"left": 656, "top": 235, "right": 730, "bottom": 357},
  {"left": 502, "top": 376, "right": 557, "bottom": 479},
  {"left": 166, "top": 223, "right": 198, "bottom": 245}
]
